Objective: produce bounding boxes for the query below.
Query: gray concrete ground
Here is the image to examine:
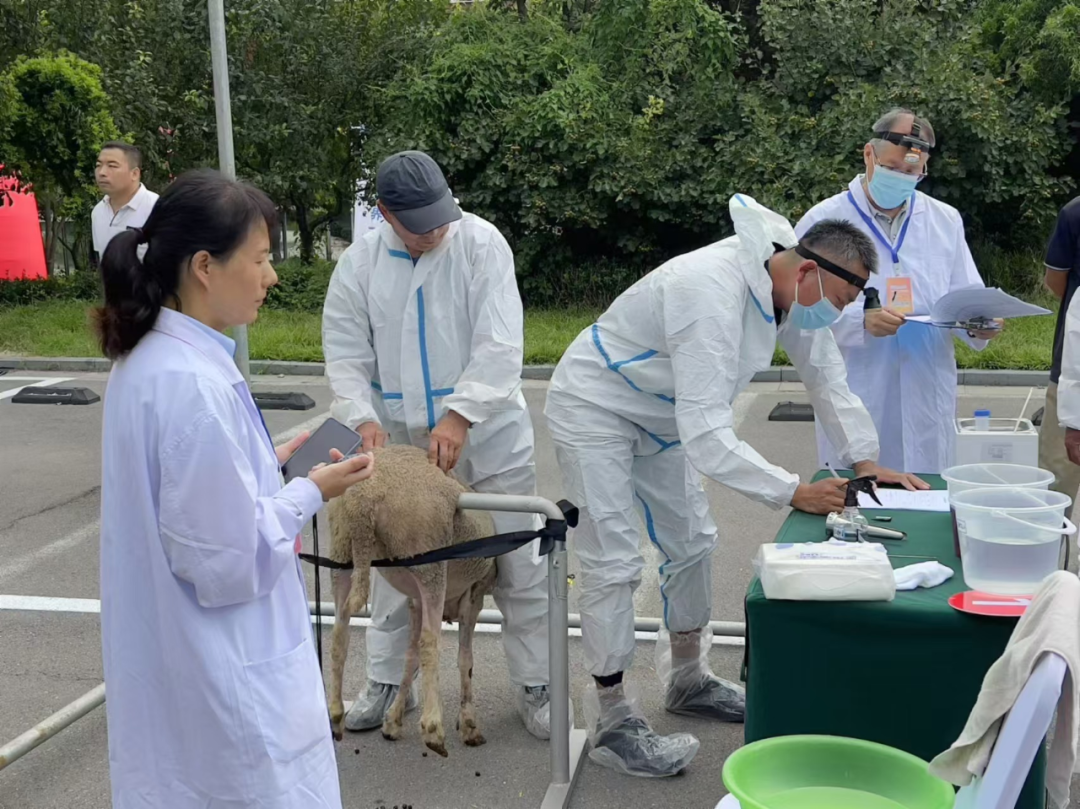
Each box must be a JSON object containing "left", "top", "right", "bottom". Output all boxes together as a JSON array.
[{"left": 0, "top": 372, "right": 1067, "bottom": 808}]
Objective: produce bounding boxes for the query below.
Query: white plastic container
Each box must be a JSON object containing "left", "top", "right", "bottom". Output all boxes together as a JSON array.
[
  {"left": 941, "top": 464, "right": 1056, "bottom": 558},
  {"left": 951, "top": 487, "right": 1075, "bottom": 595},
  {"left": 952, "top": 417, "right": 1039, "bottom": 467},
  {"left": 974, "top": 409, "right": 991, "bottom": 432}
]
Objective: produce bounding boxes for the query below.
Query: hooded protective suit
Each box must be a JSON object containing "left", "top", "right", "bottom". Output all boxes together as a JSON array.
[
  {"left": 322, "top": 213, "right": 549, "bottom": 720},
  {"left": 545, "top": 193, "right": 879, "bottom": 679}
]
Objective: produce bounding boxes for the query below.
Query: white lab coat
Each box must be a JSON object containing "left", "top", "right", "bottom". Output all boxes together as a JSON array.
[
  {"left": 1057, "top": 291, "right": 1080, "bottom": 430},
  {"left": 544, "top": 194, "right": 879, "bottom": 676},
  {"left": 100, "top": 308, "right": 340, "bottom": 809},
  {"left": 322, "top": 214, "right": 548, "bottom": 689},
  {"left": 795, "top": 177, "right": 988, "bottom": 474}
]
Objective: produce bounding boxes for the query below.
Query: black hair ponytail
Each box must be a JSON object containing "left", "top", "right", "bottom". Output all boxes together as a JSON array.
[
  {"left": 93, "top": 228, "right": 164, "bottom": 359},
  {"left": 92, "top": 169, "right": 278, "bottom": 360}
]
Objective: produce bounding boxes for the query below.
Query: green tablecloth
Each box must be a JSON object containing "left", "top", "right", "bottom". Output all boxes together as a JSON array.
[{"left": 743, "top": 473, "right": 1046, "bottom": 809}]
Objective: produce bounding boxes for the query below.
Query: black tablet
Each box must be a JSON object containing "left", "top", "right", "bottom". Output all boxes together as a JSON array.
[{"left": 281, "top": 417, "right": 362, "bottom": 483}]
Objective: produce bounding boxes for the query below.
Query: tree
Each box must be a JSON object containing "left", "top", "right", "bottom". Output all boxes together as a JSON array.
[{"left": 3, "top": 51, "right": 120, "bottom": 267}]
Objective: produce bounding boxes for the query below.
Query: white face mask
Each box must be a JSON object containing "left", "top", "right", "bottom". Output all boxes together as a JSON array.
[{"left": 787, "top": 270, "right": 841, "bottom": 330}]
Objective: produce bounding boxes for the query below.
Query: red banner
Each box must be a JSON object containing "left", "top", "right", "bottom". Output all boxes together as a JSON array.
[{"left": 0, "top": 178, "right": 48, "bottom": 280}]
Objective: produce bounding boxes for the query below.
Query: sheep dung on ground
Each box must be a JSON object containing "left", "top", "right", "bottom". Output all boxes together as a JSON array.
[{"left": 326, "top": 444, "right": 497, "bottom": 758}]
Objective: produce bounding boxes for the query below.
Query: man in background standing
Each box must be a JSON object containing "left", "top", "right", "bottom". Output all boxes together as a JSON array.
[
  {"left": 1040, "top": 196, "right": 1080, "bottom": 504},
  {"left": 795, "top": 108, "right": 1000, "bottom": 475},
  {"left": 92, "top": 142, "right": 158, "bottom": 261}
]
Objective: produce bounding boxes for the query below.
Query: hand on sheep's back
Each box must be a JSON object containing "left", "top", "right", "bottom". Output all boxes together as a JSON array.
[
  {"left": 309, "top": 451, "right": 375, "bottom": 501},
  {"left": 429, "top": 410, "right": 471, "bottom": 473},
  {"left": 356, "top": 421, "right": 388, "bottom": 450}
]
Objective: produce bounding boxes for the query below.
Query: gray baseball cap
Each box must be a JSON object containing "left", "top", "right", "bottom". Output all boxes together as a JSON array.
[{"left": 376, "top": 151, "right": 462, "bottom": 235}]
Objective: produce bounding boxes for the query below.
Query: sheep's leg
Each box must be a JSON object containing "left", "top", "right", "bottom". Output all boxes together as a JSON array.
[
  {"left": 382, "top": 596, "right": 422, "bottom": 742},
  {"left": 457, "top": 582, "right": 485, "bottom": 747},
  {"left": 329, "top": 568, "right": 354, "bottom": 741},
  {"left": 416, "top": 563, "right": 448, "bottom": 757}
]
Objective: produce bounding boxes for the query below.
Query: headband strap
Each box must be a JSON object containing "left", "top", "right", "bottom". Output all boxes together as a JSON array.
[{"left": 793, "top": 244, "right": 867, "bottom": 290}]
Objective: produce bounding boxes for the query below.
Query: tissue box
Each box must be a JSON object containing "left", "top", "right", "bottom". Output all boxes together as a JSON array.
[{"left": 754, "top": 540, "right": 896, "bottom": 602}]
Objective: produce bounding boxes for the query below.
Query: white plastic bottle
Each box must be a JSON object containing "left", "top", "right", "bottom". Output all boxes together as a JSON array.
[{"left": 974, "top": 408, "right": 991, "bottom": 432}]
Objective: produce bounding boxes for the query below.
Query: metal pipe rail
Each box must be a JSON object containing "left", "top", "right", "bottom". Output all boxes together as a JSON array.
[
  {"left": 313, "top": 602, "right": 747, "bottom": 638},
  {"left": 0, "top": 683, "right": 105, "bottom": 771},
  {"left": 454, "top": 493, "right": 588, "bottom": 809}
]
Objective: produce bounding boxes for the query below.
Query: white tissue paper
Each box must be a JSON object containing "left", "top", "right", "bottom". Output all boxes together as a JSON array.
[
  {"left": 755, "top": 539, "right": 896, "bottom": 602},
  {"left": 893, "top": 561, "right": 954, "bottom": 591}
]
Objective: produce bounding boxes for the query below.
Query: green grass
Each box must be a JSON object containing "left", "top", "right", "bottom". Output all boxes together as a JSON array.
[
  {"left": 0, "top": 299, "right": 1060, "bottom": 370},
  {"left": 0, "top": 302, "right": 601, "bottom": 365}
]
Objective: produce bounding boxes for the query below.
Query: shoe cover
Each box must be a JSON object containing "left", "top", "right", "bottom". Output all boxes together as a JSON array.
[
  {"left": 583, "top": 681, "right": 699, "bottom": 777},
  {"left": 344, "top": 678, "right": 417, "bottom": 732},
  {"left": 656, "top": 627, "right": 746, "bottom": 722},
  {"left": 517, "top": 685, "right": 576, "bottom": 741}
]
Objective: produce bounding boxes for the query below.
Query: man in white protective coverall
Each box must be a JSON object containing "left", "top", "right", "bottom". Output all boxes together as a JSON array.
[
  {"left": 322, "top": 151, "right": 554, "bottom": 739},
  {"left": 795, "top": 108, "right": 1002, "bottom": 475},
  {"left": 545, "top": 193, "right": 927, "bottom": 777}
]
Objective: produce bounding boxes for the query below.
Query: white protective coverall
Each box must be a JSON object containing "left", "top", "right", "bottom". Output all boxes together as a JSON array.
[
  {"left": 100, "top": 308, "right": 340, "bottom": 809},
  {"left": 322, "top": 213, "right": 549, "bottom": 690},
  {"left": 795, "top": 177, "right": 988, "bottom": 474},
  {"left": 545, "top": 194, "right": 879, "bottom": 678}
]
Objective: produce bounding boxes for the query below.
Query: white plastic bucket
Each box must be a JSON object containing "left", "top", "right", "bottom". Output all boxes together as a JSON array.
[
  {"left": 951, "top": 487, "right": 1075, "bottom": 595},
  {"left": 941, "top": 464, "right": 1056, "bottom": 558}
]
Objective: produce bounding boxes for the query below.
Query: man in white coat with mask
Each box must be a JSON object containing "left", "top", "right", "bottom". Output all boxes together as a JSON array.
[
  {"left": 322, "top": 151, "right": 554, "bottom": 739},
  {"left": 545, "top": 193, "right": 926, "bottom": 777},
  {"left": 795, "top": 108, "right": 1002, "bottom": 474}
]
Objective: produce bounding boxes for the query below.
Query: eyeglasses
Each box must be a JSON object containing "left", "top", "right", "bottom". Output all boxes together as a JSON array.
[{"left": 875, "top": 160, "right": 927, "bottom": 183}]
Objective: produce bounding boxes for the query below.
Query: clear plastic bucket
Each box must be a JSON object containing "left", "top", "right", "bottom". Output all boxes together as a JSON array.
[
  {"left": 951, "top": 487, "right": 1075, "bottom": 595},
  {"left": 941, "top": 465, "right": 1055, "bottom": 558}
]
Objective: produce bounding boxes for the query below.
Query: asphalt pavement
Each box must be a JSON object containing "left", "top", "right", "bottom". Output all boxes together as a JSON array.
[{"left": 0, "top": 371, "right": 1070, "bottom": 808}]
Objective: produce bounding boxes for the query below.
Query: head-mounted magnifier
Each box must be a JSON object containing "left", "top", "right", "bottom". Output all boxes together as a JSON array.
[{"left": 874, "top": 121, "right": 931, "bottom": 165}]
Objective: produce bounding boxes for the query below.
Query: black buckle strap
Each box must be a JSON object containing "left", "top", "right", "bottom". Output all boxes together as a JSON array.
[{"left": 300, "top": 499, "right": 579, "bottom": 571}]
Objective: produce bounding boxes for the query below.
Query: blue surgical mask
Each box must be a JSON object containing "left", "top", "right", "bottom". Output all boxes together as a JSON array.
[
  {"left": 866, "top": 164, "right": 920, "bottom": 209},
  {"left": 788, "top": 269, "right": 841, "bottom": 330}
]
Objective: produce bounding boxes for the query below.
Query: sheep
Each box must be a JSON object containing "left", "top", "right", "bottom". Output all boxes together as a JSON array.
[{"left": 325, "top": 444, "right": 498, "bottom": 758}]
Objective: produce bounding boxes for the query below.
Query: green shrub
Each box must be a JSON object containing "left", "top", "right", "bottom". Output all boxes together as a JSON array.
[
  {"left": 0, "top": 272, "right": 101, "bottom": 307},
  {"left": 263, "top": 258, "right": 336, "bottom": 313}
]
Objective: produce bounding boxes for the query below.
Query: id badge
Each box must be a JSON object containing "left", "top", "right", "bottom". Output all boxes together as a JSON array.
[{"left": 885, "top": 276, "right": 914, "bottom": 315}]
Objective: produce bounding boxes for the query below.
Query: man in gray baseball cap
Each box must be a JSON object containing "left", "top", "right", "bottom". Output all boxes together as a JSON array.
[
  {"left": 376, "top": 151, "right": 463, "bottom": 255},
  {"left": 323, "top": 150, "right": 558, "bottom": 741}
]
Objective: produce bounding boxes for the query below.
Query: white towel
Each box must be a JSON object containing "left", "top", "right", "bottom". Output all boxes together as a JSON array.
[
  {"left": 928, "top": 571, "right": 1080, "bottom": 808},
  {"left": 893, "top": 561, "right": 954, "bottom": 591}
]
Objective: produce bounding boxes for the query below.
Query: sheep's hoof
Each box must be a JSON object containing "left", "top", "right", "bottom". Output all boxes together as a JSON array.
[
  {"left": 381, "top": 717, "right": 403, "bottom": 741},
  {"left": 462, "top": 728, "right": 486, "bottom": 747},
  {"left": 425, "top": 738, "right": 449, "bottom": 758}
]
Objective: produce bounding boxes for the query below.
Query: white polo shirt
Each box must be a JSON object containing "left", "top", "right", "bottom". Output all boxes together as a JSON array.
[{"left": 92, "top": 184, "right": 159, "bottom": 258}]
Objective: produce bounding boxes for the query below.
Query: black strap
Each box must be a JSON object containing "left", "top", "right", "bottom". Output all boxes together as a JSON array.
[
  {"left": 300, "top": 499, "right": 579, "bottom": 571},
  {"left": 793, "top": 244, "right": 867, "bottom": 290}
]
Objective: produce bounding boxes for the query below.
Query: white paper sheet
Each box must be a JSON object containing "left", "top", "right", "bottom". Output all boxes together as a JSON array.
[
  {"left": 906, "top": 286, "right": 1051, "bottom": 326},
  {"left": 857, "top": 489, "right": 951, "bottom": 512}
]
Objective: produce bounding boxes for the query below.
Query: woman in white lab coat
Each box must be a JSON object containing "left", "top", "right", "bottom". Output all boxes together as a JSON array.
[{"left": 95, "top": 169, "right": 373, "bottom": 809}]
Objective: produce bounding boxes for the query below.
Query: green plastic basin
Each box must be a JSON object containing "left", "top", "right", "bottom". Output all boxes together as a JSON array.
[{"left": 723, "top": 735, "right": 956, "bottom": 809}]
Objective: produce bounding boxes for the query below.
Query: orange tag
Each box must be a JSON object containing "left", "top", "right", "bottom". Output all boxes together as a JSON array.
[{"left": 885, "top": 276, "right": 914, "bottom": 314}]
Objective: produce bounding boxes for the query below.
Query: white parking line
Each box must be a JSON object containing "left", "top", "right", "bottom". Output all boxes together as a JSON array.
[
  {"left": 0, "top": 376, "right": 75, "bottom": 400},
  {"left": 0, "top": 523, "right": 99, "bottom": 584},
  {"left": 0, "top": 594, "right": 746, "bottom": 647}
]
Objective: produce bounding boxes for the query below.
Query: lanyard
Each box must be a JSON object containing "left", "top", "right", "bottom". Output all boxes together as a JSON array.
[
  {"left": 846, "top": 190, "right": 915, "bottom": 270},
  {"left": 235, "top": 381, "right": 276, "bottom": 460}
]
